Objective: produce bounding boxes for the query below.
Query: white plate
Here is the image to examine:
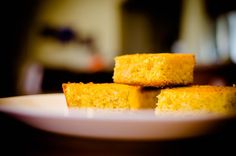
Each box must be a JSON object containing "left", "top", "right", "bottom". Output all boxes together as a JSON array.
[{"left": 0, "top": 93, "right": 233, "bottom": 140}]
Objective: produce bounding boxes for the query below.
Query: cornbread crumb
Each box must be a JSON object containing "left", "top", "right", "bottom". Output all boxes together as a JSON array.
[
  {"left": 62, "top": 83, "right": 159, "bottom": 109},
  {"left": 156, "top": 85, "right": 236, "bottom": 114},
  {"left": 113, "top": 53, "right": 195, "bottom": 87}
]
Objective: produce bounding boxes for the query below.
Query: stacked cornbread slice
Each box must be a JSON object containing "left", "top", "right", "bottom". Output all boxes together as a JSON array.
[
  {"left": 62, "top": 82, "right": 159, "bottom": 109},
  {"left": 113, "top": 53, "right": 194, "bottom": 86},
  {"left": 62, "top": 53, "right": 236, "bottom": 114},
  {"left": 156, "top": 85, "right": 236, "bottom": 114}
]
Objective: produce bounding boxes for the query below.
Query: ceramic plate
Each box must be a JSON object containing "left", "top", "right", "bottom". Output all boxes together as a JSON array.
[{"left": 0, "top": 93, "right": 233, "bottom": 140}]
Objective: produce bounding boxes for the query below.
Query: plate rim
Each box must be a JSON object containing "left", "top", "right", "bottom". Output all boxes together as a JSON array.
[{"left": 0, "top": 93, "right": 233, "bottom": 122}]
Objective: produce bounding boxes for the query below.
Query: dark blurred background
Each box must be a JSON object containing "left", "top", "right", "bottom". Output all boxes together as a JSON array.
[
  {"left": 0, "top": 0, "right": 41, "bottom": 97},
  {"left": 1, "top": 0, "right": 236, "bottom": 97}
]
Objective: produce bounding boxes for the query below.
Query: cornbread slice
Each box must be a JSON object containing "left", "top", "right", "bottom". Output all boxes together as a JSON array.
[
  {"left": 156, "top": 85, "right": 236, "bottom": 114},
  {"left": 113, "top": 53, "right": 195, "bottom": 87},
  {"left": 62, "top": 83, "right": 159, "bottom": 109}
]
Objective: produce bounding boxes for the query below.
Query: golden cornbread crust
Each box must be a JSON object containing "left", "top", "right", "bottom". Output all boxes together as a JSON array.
[
  {"left": 113, "top": 53, "right": 195, "bottom": 87},
  {"left": 156, "top": 85, "right": 236, "bottom": 114},
  {"left": 62, "top": 82, "right": 159, "bottom": 109}
]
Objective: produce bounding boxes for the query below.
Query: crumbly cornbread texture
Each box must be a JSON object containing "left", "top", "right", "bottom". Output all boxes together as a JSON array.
[
  {"left": 62, "top": 83, "right": 159, "bottom": 109},
  {"left": 156, "top": 85, "right": 236, "bottom": 114},
  {"left": 113, "top": 53, "right": 195, "bottom": 87}
]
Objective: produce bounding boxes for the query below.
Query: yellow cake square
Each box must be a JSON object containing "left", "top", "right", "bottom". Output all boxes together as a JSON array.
[
  {"left": 156, "top": 85, "right": 236, "bottom": 114},
  {"left": 62, "top": 82, "right": 159, "bottom": 109},
  {"left": 113, "top": 53, "right": 195, "bottom": 87}
]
